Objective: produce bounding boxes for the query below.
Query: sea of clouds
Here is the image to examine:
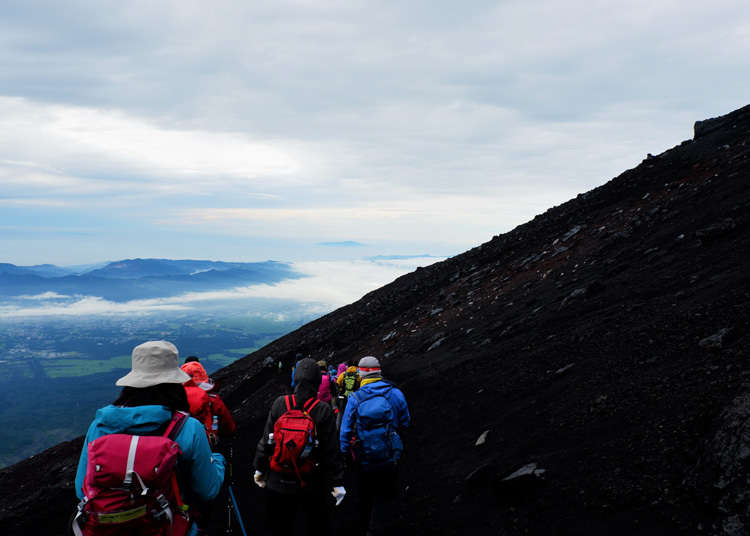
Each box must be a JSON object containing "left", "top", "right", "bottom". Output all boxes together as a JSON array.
[{"left": 0, "top": 256, "right": 442, "bottom": 319}]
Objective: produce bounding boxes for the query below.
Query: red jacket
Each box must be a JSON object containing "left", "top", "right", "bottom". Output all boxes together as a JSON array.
[
  {"left": 208, "top": 392, "right": 236, "bottom": 436},
  {"left": 184, "top": 384, "right": 212, "bottom": 432}
]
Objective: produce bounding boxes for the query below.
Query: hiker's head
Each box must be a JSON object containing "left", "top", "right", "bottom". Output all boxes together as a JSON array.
[
  {"left": 113, "top": 383, "right": 190, "bottom": 412},
  {"left": 116, "top": 340, "right": 190, "bottom": 388},
  {"left": 181, "top": 360, "right": 214, "bottom": 391},
  {"left": 317, "top": 360, "right": 327, "bottom": 370},
  {"left": 293, "top": 357, "right": 322, "bottom": 397},
  {"left": 358, "top": 356, "right": 381, "bottom": 379},
  {"left": 184, "top": 355, "right": 200, "bottom": 364}
]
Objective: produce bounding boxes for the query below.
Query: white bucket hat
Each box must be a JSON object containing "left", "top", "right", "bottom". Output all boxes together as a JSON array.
[{"left": 116, "top": 340, "right": 191, "bottom": 388}]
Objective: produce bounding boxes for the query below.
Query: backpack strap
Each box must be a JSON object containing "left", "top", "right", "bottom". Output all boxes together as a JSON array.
[
  {"left": 352, "top": 385, "right": 394, "bottom": 409},
  {"left": 285, "top": 395, "right": 296, "bottom": 411},
  {"left": 303, "top": 398, "right": 320, "bottom": 413},
  {"left": 164, "top": 411, "right": 188, "bottom": 441},
  {"left": 165, "top": 411, "right": 189, "bottom": 517}
]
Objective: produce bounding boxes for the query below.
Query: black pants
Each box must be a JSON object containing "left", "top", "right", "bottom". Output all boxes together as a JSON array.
[
  {"left": 358, "top": 467, "right": 399, "bottom": 536},
  {"left": 266, "top": 487, "right": 331, "bottom": 536}
]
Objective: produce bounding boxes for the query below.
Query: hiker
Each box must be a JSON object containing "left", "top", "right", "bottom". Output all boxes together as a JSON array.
[
  {"left": 181, "top": 360, "right": 236, "bottom": 444},
  {"left": 316, "top": 359, "right": 336, "bottom": 406},
  {"left": 253, "top": 357, "right": 346, "bottom": 536},
  {"left": 290, "top": 352, "right": 303, "bottom": 388},
  {"left": 335, "top": 361, "right": 360, "bottom": 429},
  {"left": 73, "top": 340, "right": 225, "bottom": 536},
  {"left": 336, "top": 361, "right": 348, "bottom": 379},
  {"left": 339, "top": 356, "right": 410, "bottom": 536}
]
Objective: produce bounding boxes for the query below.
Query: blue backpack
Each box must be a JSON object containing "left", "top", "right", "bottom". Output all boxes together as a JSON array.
[{"left": 353, "top": 386, "right": 403, "bottom": 470}]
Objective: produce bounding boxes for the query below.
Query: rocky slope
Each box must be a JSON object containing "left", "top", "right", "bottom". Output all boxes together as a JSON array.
[{"left": 1, "top": 104, "right": 749, "bottom": 535}]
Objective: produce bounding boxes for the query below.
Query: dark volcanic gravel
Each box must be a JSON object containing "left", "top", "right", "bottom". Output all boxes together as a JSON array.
[{"left": 1, "top": 104, "right": 749, "bottom": 536}]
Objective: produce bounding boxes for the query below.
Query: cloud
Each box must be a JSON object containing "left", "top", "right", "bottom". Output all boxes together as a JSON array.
[
  {"left": 1, "top": 1, "right": 749, "bottom": 263},
  {"left": 0, "top": 257, "right": 442, "bottom": 318},
  {"left": 0, "top": 296, "right": 189, "bottom": 317},
  {"left": 172, "top": 194, "right": 560, "bottom": 246},
  {"left": 318, "top": 241, "right": 366, "bottom": 248},
  {"left": 17, "top": 291, "right": 71, "bottom": 300}
]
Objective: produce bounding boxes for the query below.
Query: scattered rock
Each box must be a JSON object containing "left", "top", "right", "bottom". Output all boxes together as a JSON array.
[
  {"left": 427, "top": 337, "right": 446, "bottom": 351},
  {"left": 696, "top": 218, "right": 736, "bottom": 240},
  {"left": 699, "top": 328, "right": 732, "bottom": 349},
  {"left": 561, "top": 225, "right": 583, "bottom": 242},
  {"left": 502, "top": 463, "right": 546, "bottom": 481},
  {"left": 555, "top": 363, "right": 576, "bottom": 376},
  {"left": 464, "top": 463, "right": 493, "bottom": 488},
  {"left": 475, "top": 430, "right": 490, "bottom": 446},
  {"left": 382, "top": 330, "right": 397, "bottom": 342},
  {"left": 561, "top": 288, "right": 587, "bottom": 307},
  {"left": 704, "top": 387, "right": 750, "bottom": 535}
]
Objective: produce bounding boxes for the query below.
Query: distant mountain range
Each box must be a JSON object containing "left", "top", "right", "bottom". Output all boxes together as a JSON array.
[{"left": 0, "top": 258, "right": 301, "bottom": 302}]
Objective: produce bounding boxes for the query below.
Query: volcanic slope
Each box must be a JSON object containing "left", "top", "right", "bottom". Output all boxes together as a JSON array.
[{"left": 2, "top": 103, "right": 750, "bottom": 535}]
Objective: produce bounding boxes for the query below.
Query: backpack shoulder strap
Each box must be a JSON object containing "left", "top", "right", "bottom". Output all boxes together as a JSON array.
[
  {"left": 164, "top": 411, "right": 188, "bottom": 441},
  {"left": 303, "top": 398, "right": 320, "bottom": 413},
  {"left": 285, "top": 394, "right": 298, "bottom": 411}
]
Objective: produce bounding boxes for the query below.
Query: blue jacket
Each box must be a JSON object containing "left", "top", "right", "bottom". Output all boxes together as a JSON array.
[
  {"left": 339, "top": 378, "right": 410, "bottom": 454},
  {"left": 75, "top": 405, "right": 226, "bottom": 503}
]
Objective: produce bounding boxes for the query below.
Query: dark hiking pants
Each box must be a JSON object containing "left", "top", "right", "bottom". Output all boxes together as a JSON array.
[
  {"left": 358, "top": 466, "right": 399, "bottom": 536},
  {"left": 266, "top": 487, "right": 331, "bottom": 536}
]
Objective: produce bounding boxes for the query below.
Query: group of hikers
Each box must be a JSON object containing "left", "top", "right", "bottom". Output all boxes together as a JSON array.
[{"left": 72, "top": 340, "right": 410, "bottom": 536}]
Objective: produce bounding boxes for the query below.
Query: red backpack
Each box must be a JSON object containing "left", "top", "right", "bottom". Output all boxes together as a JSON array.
[
  {"left": 270, "top": 395, "right": 320, "bottom": 484},
  {"left": 72, "top": 412, "right": 190, "bottom": 536}
]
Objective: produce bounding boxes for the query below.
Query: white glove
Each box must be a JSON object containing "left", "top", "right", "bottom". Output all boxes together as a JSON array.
[
  {"left": 331, "top": 486, "right": 346, "bottom": 506},
  {"left": 253, "top": 470, "right": 266, "bottom": 488}
]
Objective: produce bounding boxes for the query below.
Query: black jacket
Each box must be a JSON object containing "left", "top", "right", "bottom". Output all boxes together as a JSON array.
[{"left": 254, "top": 358, "right": 344, "bottom": 493}]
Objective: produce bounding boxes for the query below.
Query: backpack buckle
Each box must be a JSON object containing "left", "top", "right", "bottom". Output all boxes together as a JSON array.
[{"left": 150, "top": 493, "right": 171, "bottom": 523}]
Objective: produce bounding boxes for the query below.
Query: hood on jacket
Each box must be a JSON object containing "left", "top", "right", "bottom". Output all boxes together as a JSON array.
[
  {"left": 337, "top": 363, "right": 348, "bottom": 375},
  {"left": 293, "top": 358, "right": 322, "bottom": 400},
  {"left": 181, "top": 361, "right": 214, "bottom": 391},
  {"left": 93, "top": 404, "right": 172, "bottom": 435}
]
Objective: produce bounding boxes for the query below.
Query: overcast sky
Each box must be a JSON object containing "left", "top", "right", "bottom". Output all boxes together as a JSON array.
[{"left": 1, "top": 0, "right": 748, "bottom": 266}]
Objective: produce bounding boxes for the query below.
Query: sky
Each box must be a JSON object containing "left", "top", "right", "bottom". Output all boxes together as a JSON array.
[{"left": 1, "top": 0, "right": 749, "bottom": 267}]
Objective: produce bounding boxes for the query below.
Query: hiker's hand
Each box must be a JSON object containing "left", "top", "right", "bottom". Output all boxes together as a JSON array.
[
  {"left": 253, "top": 470, "right": 266, "bottom": 488},
  {"left": 331, "top": 486, "right": 346, "bottom": 506}
]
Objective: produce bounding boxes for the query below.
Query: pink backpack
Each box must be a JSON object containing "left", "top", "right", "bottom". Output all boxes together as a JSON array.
[
  {"left": 72, "top": 412, "right": 190, "bottom": 536},
  {"left": 317, "top": 373, "right": 333, "bottom": 403}
]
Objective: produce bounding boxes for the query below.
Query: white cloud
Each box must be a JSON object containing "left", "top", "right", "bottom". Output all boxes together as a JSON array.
[
  {"left": 0, "top": 296, "right": 189, "bottom": 317},
  {"left": 0, "top": 97, "right": 304, "bottom": 198},
  {"left": 18, "top": 291, "right": 71, "bottom": 300},
  {"left": 0, "top": 257, "right": 441, "bottom": 317}
]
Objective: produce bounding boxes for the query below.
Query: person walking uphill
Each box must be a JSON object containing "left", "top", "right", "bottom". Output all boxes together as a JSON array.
[
  {"left": 253, "top": 357, "right": 346, "bottom": 536},
  {"left": 181, "top": 359, "right": 236, "bottom": 445},
  {"left": 339, "top": 356, "right": 410, "bottom": 536},
  {"left": 73, "top": 340, "right": 225, "bottom": 536}
]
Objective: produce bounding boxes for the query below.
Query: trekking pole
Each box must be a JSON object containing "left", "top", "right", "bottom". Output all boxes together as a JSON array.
[
  {"left": 227, "top": 485, "right": 248, "bottom": 536},
  {"left": 225, "top": 442, "right": 233, "bottom": 535}
]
